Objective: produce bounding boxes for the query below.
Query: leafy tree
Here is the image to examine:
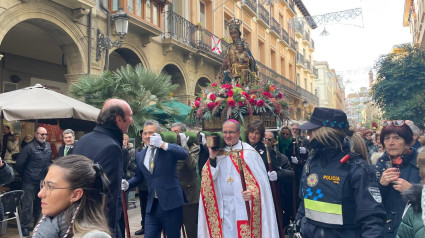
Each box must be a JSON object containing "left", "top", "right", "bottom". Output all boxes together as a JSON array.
[
  {"left": 372, "top": 44, "right": 425, "bottom": 125},
  {"left": 71, "top": 64, "right": 179, "bottom": 137}
]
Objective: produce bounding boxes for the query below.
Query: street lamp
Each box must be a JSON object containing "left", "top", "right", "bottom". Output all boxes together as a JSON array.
[
  {"left": 302, "top": 99, "right": 308, "bottom": 109},
  {"left": 96, "top": 8, "right": 129, "bottom": 62}
]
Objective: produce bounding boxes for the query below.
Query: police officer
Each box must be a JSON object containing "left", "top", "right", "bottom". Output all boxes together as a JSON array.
[{"left": 295, "top": 107, "right": 386, "bottom": 237}]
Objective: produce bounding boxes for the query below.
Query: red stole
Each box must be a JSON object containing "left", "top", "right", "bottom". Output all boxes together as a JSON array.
[{"left": 200, "top": 150, "right": 262, "bottom": 238}]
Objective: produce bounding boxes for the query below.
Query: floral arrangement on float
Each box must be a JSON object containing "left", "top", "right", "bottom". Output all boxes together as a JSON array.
[{"left": 187, "top": 79, "right": 289, "bottom": 127}]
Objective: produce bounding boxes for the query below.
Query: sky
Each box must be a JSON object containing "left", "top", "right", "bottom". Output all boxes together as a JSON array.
[{"left": 302, "top": 0, "right": 411, "bottom": 94}]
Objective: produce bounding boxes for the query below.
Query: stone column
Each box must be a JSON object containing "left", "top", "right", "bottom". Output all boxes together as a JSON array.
[{"left": 64, "top": 73, "right": 86, "bottom": 95}]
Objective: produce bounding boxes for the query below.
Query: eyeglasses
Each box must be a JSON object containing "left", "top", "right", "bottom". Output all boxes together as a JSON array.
[
  {"left": 222, "top": 131, "right": 238, "bottom": 135},
  {"left": 383, "top": 120, "right": 405, "bottom": 127},
  {"left": 40, "top": 180, "right": 74, "bottom": 196},
  {"left": 37, "top": 133, "right": 48, "bottom": 136}
]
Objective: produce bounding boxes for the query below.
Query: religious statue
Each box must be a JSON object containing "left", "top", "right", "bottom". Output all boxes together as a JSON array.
[{"left": 222, "top": 18, "right": 259, "bottom": 85}]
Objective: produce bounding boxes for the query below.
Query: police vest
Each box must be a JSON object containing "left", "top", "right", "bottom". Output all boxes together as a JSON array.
[{"left": 302, "top": 153, "right": 358, "bottom": 227}]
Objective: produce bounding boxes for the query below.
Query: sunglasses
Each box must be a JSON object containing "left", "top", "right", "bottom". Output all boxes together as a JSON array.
[
  {"left": 383, "top": 120, "right": 404, "bottom": 127},
  {"left": 281, "top": 133, "right": 290, "bottom": 136}
]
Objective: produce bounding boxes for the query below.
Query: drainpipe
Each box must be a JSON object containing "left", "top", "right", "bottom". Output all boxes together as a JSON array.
[
  {"left": 99, "top": 0, "right": 111, "bottom": 71},
  {"left": 87, "top": 8, "right": 92, "bottom": 74}
]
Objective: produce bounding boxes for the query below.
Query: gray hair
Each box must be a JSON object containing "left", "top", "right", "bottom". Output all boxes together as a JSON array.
[
  {"left": 144, "top": 120, "right": 162, "bottom": 131},
  {"left": 171, "top": 123, "right": 187, "bottom": 132},
  {"left": 63, "top": 129, "right": 75, "bottom": 137},
  {"left": 290, "top": 123, "right": 300, "bottom": 127},
  {"left": 408, "top": 124, "right": 421, "bottom": 136}
]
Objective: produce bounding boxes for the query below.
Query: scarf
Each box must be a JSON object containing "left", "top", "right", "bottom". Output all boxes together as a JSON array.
[{"left": 32, "top": 212, "right": 69, "bottom": 238}]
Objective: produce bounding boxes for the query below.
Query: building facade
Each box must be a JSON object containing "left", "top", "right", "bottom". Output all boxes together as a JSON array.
[
  {"left": 0, "top": 0, "right": 318, "bottom": 120},
  {"left": 403, "top": 0, "right": 425, "bottom": 47}
]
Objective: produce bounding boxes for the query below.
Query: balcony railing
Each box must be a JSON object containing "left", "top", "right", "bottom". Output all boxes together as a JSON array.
[
  {"left": 298, "top": 86, "right": 319, "bottom": 105},
  {"left": 258, "top": 5, "right": 270, "bottom": 26},
  {"left": 310, "top": 39, "right": 315, "bottom": 50},
  {"left": 289, "top": 38, "right": 296, "bottom": 51},
  {"left": 294, "top": 21, "right": 303, "bottom": 34},
  {"left": 242, "top": 0, "right": 257, "bottom": 15},
  {"left": 281, "top": 28, "right": 289, "bottom": 44},
  {"left": 288, "top": 0, "right": 295, "bottom": 13},
  {"left": 304, "top": 60, "right": 311, "bottom": 71},
  {"left": 197, "top": 27, "right": 230, "bottom": 58},
  {"left": 296, "top": 53, "right": 304, "bottom": 65},
  {"left": 256, "top": 61, "right": 298, "bottom": 96},
  {"left": 303, "top": 32, "right": 310, "bottom": 43},
  {"left": 270, "top": 18, "right": 280, "bottom": 36},
  {"left": 313, "top": 67, "right": 318, "bottom": 78},
  {"left": 163, "top": 11, "right": 228, "bottom": 60}
]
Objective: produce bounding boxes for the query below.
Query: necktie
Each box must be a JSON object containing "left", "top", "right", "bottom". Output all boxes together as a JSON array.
[
  {"left": 64, "top": 146, "right": 69, "bottom": 156},
  {"left": 149, "top": 148, "right": 155, "bottom": 174}
]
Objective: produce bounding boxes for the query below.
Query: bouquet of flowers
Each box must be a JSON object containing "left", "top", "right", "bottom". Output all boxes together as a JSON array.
[{"left": 187, "top": 79, "right": 289, "bottom": 125}]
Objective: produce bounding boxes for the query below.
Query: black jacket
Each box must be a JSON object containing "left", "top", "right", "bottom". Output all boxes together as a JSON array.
[
  {"left": 15, "top": 139, "right": 52, "bottom": 184},
  {"left": 252, "top": 142, "right": 293, "bottom": 182},
  {"left": 73, "top": 124, "right": 123, "bottom": 238}
]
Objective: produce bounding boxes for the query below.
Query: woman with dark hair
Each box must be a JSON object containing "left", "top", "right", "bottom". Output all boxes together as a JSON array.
[
  {"left": 33, "top": 155, "right": 111, "bottom": 237},
  {"left": 374, "top": 120, "right": 421, "bottom": 238},
  {"left": 295, "top": 107, "right": 386, "bottom": 237}
]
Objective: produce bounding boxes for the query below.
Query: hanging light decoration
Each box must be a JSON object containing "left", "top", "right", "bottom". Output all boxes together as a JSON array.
[{"left": 320, "top": 27, "right": 330, "bottom": 36}]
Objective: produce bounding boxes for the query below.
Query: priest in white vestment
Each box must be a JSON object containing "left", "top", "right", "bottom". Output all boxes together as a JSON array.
[{"left": 198, "top": 119, "right": 279, "bottom": 238}]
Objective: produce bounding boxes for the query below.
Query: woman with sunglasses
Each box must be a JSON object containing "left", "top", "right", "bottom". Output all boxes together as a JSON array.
[
  {"left": 32, "top": 155, "right": 111, "bottom": 238},
  {"left": 374, "top": 120, "right": 421, "bottom": 238}
]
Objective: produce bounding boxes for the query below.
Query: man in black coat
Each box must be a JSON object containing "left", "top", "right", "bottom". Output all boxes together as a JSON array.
[
  {"left": 15, "top": 127, "right": 52, "bottom": 236},
  {"left": 57, "top": 129, "right": 75, "bottom": 158},
  {"left": 1, "top": 125, "right": 12, "bottom": 159},
  {"left": 73, "top": 98, "right": 133, "bottom": 238}
]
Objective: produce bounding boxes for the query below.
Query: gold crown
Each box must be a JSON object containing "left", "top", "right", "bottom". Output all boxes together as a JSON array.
[{"left": 227, "top": 17, "right": 242, "bottom": 30}]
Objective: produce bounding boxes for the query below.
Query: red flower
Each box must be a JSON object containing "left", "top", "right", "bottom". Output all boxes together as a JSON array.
[
  {"left": 256, "top": 100, "right": 265, "bottom": 107},
  {"left": 227, "top": 90, "right": 234, "bottom": 97},
  {"left": 207, "top": 102, "right": 215, "bottom": 110},
  {"left": 262, "top": 92, "right": 272, "bottom": 98},
  {"left": 221, "top": 84, "right": 232, "bottom": 90},
  {"left": 238, "top": 101, "right": 246, "bottom": 107},
  {"left": 236, "top": 84, "right": 241, "bottom": 88},
  {"left": 228, "top": 99, "right": 236, "bottom": 107},
  {"left": 249, "top": 98, "right": 257, "bottom": 106},
  {"left": 209, "top": 94, "right": 217, "bottom": 101},
  {"left": 194, "top": 100, "right": 200, "bottom": 108},
  {"left": 242, "top": 92, "right": 250, "bottom": 98},
  {"left": 214, "top": 101, "right": 220, "bottom": 106},
  {"left": 196, "top": 97, "right": 201, "bottom": 101},
  {"left": 277, "top": 93, "right": 283, "bottom": 99},
  {"left": 211, "top": 83, "right": 217, "bottom": 87}
]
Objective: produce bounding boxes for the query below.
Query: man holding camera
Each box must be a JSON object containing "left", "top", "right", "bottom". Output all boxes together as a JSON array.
[{"left": 198, "top": 119, "right": 279, "bottom": 238}]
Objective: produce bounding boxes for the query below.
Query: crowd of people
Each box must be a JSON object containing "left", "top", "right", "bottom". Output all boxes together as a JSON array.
[{"left": 1, "top": 100, "right": 425, "bottom": 238}]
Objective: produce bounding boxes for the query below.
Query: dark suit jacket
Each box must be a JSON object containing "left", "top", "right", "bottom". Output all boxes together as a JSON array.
[
  {"left": 57, "top": 144, "right": 74, "bottom": 158},
  {"left": 73, "top": 125, "right": 123, "bottom": 238},
  {"left": 128, "top": 143, "right": 188, "bottom": 213}
]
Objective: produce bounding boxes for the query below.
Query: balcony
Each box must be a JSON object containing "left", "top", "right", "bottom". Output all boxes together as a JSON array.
[
  {"left": 303, "top": 31, "right": 310, "bottom": 45},
  {"left": 162, "top": 11, "right": 228, "bottom": 64},
  {"left": 296, "top": 53, "right": 304, "bottom": 68},
  {"left": 298, "top": 86, "right": 319, "bottom": 105},
  {"left": 289, "top": 38, "right": 297, "bottom": 52},
  {"left": 257, "top": 5, "right": 270, "bottom": 28},
  {"left": 294, "top": 21, "right": 303, "bottom": 38},
  {"left": 303, "top": 60, "right": 311, "bottom": 72},
  {"left": 256, "top": 61, "right": 299, "bottom": 97},
  {"left": 280, "top": 28, "right": 289, "bottom": 46},
  {"left": 270, "top": 18, "right": 281, "bottom": 38},
  {"left": 112, "top": 0, "right": 163, "bottom": 39},
  {"left": 309, "top": 39, "right": 315, "bottom": 51},
  {"left": 288, "top": 0, "right": 296, "bottom": 14},
  {"left": 241, "top": 0, "right": 257, "bottom": 17}
]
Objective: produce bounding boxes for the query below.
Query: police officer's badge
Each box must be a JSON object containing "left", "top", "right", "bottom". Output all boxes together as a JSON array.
[
  {"left": 368, "top": 187, "right": 382, "bottom": 203},
  {"left": 307, "top": 173, "right": 319, "bottom": 187}
]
